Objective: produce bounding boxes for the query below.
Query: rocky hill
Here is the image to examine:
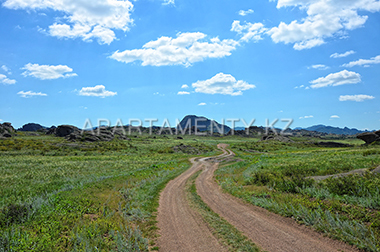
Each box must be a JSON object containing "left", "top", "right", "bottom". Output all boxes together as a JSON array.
[
  {"left": 177, "top": 115, "right": 231, "bottom": 134},
  {"left": 301, "top": 125, "right": 367, "bottom": 135},
  {"left": 18, "top": 123, "right": 47, "bottom": 132}
]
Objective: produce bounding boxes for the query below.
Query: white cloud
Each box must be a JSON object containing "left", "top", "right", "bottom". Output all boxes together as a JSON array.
[
  {"left": 1, "top": 65, "right": 11, "bottom": 74},
  {"left": 342, "top": 55, "right": 380, "bottom": 67},
  {"left": 177, "top": 91, "right": 190, "bottom": 95},
  {"left": 268, "top": 0, "right": 380, "bottom": 50},
  {"left": 294, "top": 84, "right": 305, "bottom": 89},
  {"left": 231, "top": 21, "right": 267, "bottom": 42},
  {"left": 0, "top": 74, "right": 16, "bottom": 85},
  {"left": 17, "top": 90, "right": 47, "bottom": 98},
  {"left": 22, "top": 63, "right": 77, "bottom": 80},
  {"left": 3, "top": 0, "right": 134, "bottom": 45},
  {"left": 299, "top": 115, "right": 313, "bottom": 119},
  {"left": 293, "top": 38, "right": 325, "bottom": 50},
  {"left": 330, "top": 115, "right": 340, "bottom": 119},
  {"left": 198, "top": 102, "right": 206, "bottom": 106},
  {"left": 78, "top": 85, "right": 117, "bottom": 98},
  {"left": 310, "top": 70, "right": 361, "bottom": 89},
  {"left": 339, "top": 94, "right": 375, "bottom": 102},
  {"left": 238, "top": 9, "right": 254, "bottom": 16},
  {"left": 310, "top": 64, "right": 329, "bottom": 70},
  {"left": 181, "top": 84, "right": 189, "bottom": 89},
  {"left": 110, "top": 32, "right": 238, "bottom": 67},
  {"left": 192, "top": 72, "right": 255, "bottom": 96},
  {"left": 330, "top": 50, "right": 355, "bottom": 58},
  {"left": 162, "top": 0, "right": 174, "bottom": 5}
]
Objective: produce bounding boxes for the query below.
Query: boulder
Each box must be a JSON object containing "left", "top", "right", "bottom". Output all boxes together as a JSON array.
[
  {"left": 0, "top": 122, "right": 15, "bottom": 138},
  {"left": 357, "top": 130, "right": 380, "bottom": 144},
  {"left": 55, "top": 125, "right": 81, "bottom": 137},
  {"left": 46, "top": 126, "right": 57, "bottom": 135}
]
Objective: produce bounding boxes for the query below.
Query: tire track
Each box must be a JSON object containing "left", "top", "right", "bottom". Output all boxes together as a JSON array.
[
  {"left": 157, "top": 154, "right": 229, "bottom": 252},
  {"left": 196, "top": 144, "right": 359, "bottom": 252}
]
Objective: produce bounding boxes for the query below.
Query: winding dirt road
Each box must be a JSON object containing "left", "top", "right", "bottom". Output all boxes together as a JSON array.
[{"left": 157, "top": 144, "right": 359, "bottom": 252}]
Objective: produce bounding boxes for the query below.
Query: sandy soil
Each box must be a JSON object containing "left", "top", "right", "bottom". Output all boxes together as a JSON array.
[{"left": 157, "top": 144, "right": 360, "bottom": 252}]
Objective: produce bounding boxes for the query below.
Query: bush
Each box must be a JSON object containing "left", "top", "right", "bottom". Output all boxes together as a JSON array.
[
  {"left": 0, "top": 204, "right": 31, "bottom": 228},
  {"left": 275, "top": 176, "right": 314, "bottom": 193}
]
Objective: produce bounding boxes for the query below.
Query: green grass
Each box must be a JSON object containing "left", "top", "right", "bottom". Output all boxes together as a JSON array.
[
  {"left": 2, "top": 133, "right": 379, "bottom": 251},
  {"left": 215, "top": 141, "right": 380, "bottom": 251},
  {"left": 0, "top": 134, "right": 217, "bottom": 251}
]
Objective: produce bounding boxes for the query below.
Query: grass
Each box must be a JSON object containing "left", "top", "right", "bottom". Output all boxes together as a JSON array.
[
  {"left": 215, "top": 141, "right": 380, "bottom": 251},
  {"left": 0, "top": 134, "right": 217, "bottom": 251},
  {"left": 186, "top": 170, "right": 261, "bottom": 252},
  {"left": 2, "top": 132, "right": 380, "bottom": 251}
]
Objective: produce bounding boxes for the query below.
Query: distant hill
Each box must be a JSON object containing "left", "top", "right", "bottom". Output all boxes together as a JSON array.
[
  {"left": 177, "top": 115, "right": 231, "bottom": 134},
  {"left": 18, "top": 123, "right": 47, "bottom": 131},
  {"left": 301, "top": 124, "right": 367, "bottom": 135}
]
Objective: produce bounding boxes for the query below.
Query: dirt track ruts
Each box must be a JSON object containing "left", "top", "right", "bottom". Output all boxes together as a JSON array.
[
  {"left": 157, "top": 144, "right": 360, "bottom": 252},
  {"left": 157, "top": 154, "right": 228, "bottom": 252}
]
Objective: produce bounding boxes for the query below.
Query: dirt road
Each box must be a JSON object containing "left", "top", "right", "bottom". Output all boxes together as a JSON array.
[
  {"left": 158, "top": 144, "right": 359, "bottom": 252},
  {"left": 157, "top": 154, "right": 228, "bottom": 252}
]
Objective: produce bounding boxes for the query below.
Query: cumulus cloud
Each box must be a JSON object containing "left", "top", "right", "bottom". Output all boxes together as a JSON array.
[
  {"left": 177, "top": 91, "right": 190, "bottom": 95},
  {"left": 342, "top": 55, "right": 380, "bottom": 67},
  {"left": 330, "top": 115, "right": 340, "bottom": 119},
  {"left": 192, "top": 72, "right": 255, "bottom": 96},
  {"left": 181, "top": 84, "right": 189, "bottom": 89},
  {"left": 299, "top": 115, "right": 313, "bottom": 119},
  {"left": 310, "top": 70, "right": 361, "bottom": 89},
  {"left": 198, "top": 102, "right": 206, "bottom": 106},
  {"left": 110, "top": 32, "right": 238, "bottom": 67},
  {"left": 310, "top": 64, "right": 329, "bottom": 70},
  {"left": 231, "top": 21, "right": 267, "bottom": 42},
  {"left": 0, "top": 74, "right": 16, "bottom": 85},
  {"left": 21, "top": 63, "right": 77, "bottom": 80},
  {"left": 3, "top": 0, "right": 134, "bottom": 44},
  {"left": 268, "top": 0, "right": 380, "bottom": 50},
  {"left": 78, "top": 85, "right": 117, "bottom": 98},
  {"left": 330, "top": 50, "right": 356, "bottom": 58},
  {"left": 17, "top": 90, "right": 47, "bottom": 98},
  {"left": 238, "top": 9, "right": 254, "bottom": 16},
  {"left": 293, "top": 38, "right": 325, "bottom": 50},
  {"left": 339, "top": 94, "right": 375, "bottom": 102}
]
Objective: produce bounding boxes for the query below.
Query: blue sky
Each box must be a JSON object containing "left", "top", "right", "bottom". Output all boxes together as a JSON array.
[{"left": 0, "top": 0, "right": 379, "bottom": 130}]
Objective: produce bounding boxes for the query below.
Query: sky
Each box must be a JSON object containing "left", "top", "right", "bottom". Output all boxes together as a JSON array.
[{"left": 0, "top": 0, "right": 379, "bottom": 130}]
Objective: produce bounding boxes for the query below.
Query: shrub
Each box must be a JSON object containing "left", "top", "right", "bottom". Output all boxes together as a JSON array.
[{"left": 0, "top": 204, "right": 31, "bottom": 228}]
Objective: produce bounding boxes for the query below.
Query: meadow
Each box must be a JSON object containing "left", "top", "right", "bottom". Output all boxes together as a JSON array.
[
  {"left": 216, "top": 139, "right": 380, "bottom": 251},
  {"left": 0, "top": 133, "right": 216, "bottom": 251},
  {"left": 1, "top": 132, "right": 380, "bottom": 251}
]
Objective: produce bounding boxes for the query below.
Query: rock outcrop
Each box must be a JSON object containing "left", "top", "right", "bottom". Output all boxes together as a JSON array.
[
  {"left": 357, "top": 130, "right": 380, "bottom": 144},
  {"left": 18, "top": 123, "right": 45, "bottom": 132},
  {"left": 51, "top": 125, "right": 130, "bottom": 142},
  {"left": 0, "top": 122, "right": 15, "bottom": 138}
]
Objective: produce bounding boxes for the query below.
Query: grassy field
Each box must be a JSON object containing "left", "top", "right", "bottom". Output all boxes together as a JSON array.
[
  {"left": 0, "top": 133, "right": 216, "bottom": 251},
  {"left": 1, "top": 132, "right": 380, "bottom": 251},
  {"left": 216, "top": 139, "right": 380, "bottom": 251}
]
